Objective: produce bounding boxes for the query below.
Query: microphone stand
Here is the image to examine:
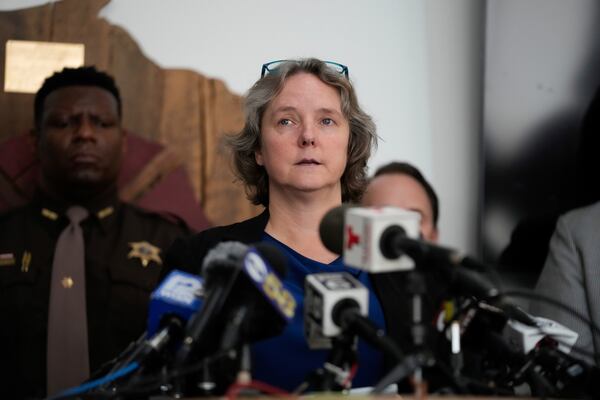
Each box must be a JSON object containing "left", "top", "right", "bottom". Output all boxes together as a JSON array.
[
  {"left": 406, "top": 271, "right": 428, "bottom": 396},
  {"left": 372, "top": 271, "right": 438, "bottom": 396},
  {"left": 309, "top": 331, "right": 357, "bottom": 392}
]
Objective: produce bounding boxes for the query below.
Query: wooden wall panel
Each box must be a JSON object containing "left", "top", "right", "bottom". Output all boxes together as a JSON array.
[
  {"left": 0, "top": 0, "right": 261, "bottom": 226},
  {"left": 159, "top": 70, "right": 203, "bottom": 202},
  {"left": 0, "top": 3, "right": 53, "bottom": 141},
  {"left": 202, "top": 79, "right": 256, "bottom": 224}
]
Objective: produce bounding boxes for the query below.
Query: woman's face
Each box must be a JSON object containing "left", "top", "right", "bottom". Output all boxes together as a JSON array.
[{"left": 256, "top": 72, "right": 350, "bottom": 199}]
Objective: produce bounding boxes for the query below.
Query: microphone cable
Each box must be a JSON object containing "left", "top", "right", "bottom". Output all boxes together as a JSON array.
[
  {"left": 45, "top": 362, "right": 139, "bottom": 400},
  {"left": 87, "top": 348, "right": 234, "bottom": 399},
  {"left": 443, "top": 289, "right": 600, "bottom": 364}
]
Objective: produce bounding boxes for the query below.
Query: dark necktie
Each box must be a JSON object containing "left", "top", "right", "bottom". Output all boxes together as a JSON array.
[{"left": 47, "top": 206, "right": 90, "bottom": 395}]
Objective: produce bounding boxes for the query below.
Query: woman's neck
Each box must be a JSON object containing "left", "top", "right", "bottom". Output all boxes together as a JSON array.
[{"left": 265, "top": 189, "right": 341, "bottom": 264}]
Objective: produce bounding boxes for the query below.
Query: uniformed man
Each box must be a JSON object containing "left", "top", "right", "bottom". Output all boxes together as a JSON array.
[{"left": 0, "top": 67, "right": 191, "bottom": 398}]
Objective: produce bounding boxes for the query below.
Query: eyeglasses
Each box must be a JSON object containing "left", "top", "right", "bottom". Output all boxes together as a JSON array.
[{"left": 261, "top": 60, "right": 349, "bottom": 78}]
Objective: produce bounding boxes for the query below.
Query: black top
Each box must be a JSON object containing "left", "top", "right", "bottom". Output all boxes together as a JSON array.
[{"left": 0, "top": 190, "right": 191, "bottom": 399}]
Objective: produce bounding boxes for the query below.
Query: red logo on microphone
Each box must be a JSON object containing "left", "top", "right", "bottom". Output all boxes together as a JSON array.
[{"left": 346, "top": 226, "right": 361, "bottom": 249}]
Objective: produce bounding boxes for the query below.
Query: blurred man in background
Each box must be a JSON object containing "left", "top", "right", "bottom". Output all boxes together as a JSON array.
[{"left": 362, "top": 161, "right": 439, "bottom": 242}]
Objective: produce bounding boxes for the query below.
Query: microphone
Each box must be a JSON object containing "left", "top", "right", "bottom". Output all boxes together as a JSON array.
[
  {"left": 502, "top": 314, "right": 579, "bottom": 355},
  {"left": 103, "top": 270, "right": 204, "bottom": 384},
  {"left": 304, "top": 272, "right": 404, "bottom": 361},
  {"left": 319, "top": 205, "right": 499, "bottom": 299},
  {"left": 457, "top": 303, "right": 583, "bottom": 397},
  {"left": 321, "top": 205, "right": 492, "bottom": 273},
  {"left": 175, "top": 241, "right": 295, "bottom": 364},
  {"left": 320, "top": 205, "right": 420, "bottom": 273},
  {"left": 147, "top": 270, "right": 204, "bottom": 337},
  {"left": 216, "top": 242, "right": 295, "bottom": 351}
]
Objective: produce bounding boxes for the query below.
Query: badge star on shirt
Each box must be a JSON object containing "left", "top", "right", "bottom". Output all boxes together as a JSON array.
[{"left": 127, "top": 241, "right": 162, "bottom": 267}]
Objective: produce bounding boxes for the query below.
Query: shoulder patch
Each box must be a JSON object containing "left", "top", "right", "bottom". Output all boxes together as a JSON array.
[
  {"left": 0, "top": 253, "right": 16, "bottom": 267},
  {"left": 127, "top": 203, "right": 191, "bottom": 226}
]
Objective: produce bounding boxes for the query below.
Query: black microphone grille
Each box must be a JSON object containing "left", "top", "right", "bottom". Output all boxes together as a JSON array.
[
  {"left": 252, "top": 242, "right": 288, "bottom": 279},
  {"left": 319, "top": 204, "right": 352, "bottom": 255},
  {"left": 201, "top": 241, "right": 248, "bottom": 278}
]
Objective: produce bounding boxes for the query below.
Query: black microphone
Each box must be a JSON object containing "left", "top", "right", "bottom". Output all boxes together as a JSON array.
[
  {"left": 174, "top": 242, "right": 247, "bottom": 365},
  {"left": 175, "top": 241, "right": 295, "bottom": 365},
  {"left": 216, "top": 242, "right": 295, "bottom": 351},
  {"left": 333, "top": 299, "right": 405, "bottom": 362}
]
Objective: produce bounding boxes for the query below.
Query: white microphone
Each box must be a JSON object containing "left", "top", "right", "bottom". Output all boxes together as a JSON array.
[
  {"left": 304, "top": 272, "right": 369, "bottom": 349},
  {"left": 304, "top": 272, "right": 404, "bottom": 361},
  {"left": 319, "top": 205, "right": 501, "bottom": 299},
  {"left": 503, "top": 314, "right": 579, "bottom": 355},
  {"left": 320, "top": 206, "right": 421, "bottom": 273}
]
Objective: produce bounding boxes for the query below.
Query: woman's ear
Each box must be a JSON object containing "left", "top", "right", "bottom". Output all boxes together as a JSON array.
[{"left": 255, "top": 148, "right": 264, "bottom": 166}]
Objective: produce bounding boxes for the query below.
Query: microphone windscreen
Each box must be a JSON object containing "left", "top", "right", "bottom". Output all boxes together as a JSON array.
[
  {"left": 253, "top": 242, "right": 288, "bottom": 279},
  {"left": 147, "top": 270, "right": 204, "bottom": 336},
  {"left": 319, "top": 204, "right": 351, "bottom": 255},
  {"left": 201, "top": 241, "right": 248, "bottom": 280}
]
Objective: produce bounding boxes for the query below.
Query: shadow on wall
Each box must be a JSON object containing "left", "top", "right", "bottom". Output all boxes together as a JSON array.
[{"left": 483, "top": 1, "right": 600, "bottom": 290}]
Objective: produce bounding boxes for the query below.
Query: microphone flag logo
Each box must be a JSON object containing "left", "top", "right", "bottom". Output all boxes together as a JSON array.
[
  {"left": 346, "top": 225, "right": 361, "bottom": 250},
  {"left": 243, "top": 248, "right": 296, "bottom": 320}
]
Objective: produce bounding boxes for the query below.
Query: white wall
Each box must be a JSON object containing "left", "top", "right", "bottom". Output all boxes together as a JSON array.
[
  {"left": 98, "top": 0, "right": 435, "bottom": 177},
  {"left": 426, "top": 0, "right": 483, "bottom": 255},
  {"left": 1, "top": 0, "right": 483, "bottom": 254}
]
